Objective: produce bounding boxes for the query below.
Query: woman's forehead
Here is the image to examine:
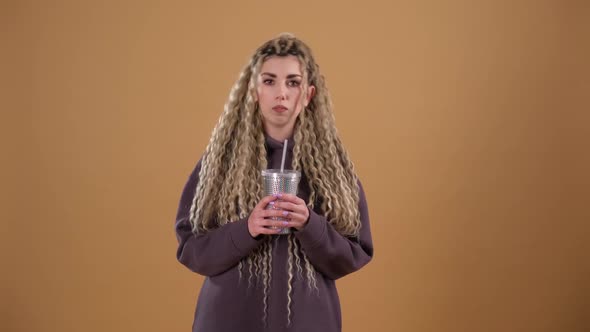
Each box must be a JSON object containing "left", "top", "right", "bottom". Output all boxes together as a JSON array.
[{"left": 260, "top": 55, "right": 302, "bottom": 76}]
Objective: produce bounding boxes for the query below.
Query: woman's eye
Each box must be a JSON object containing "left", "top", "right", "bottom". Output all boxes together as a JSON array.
[
  {"left": 288, "top": 80, "right": 301, "bottom": 87},
  {"left": 263, "top": 79, "right": 274, "bottom": 85}
]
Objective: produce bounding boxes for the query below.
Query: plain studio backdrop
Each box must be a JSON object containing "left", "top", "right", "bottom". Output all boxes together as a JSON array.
[{"left": 2, "top": 1, "right": 589, "bottom": 331}]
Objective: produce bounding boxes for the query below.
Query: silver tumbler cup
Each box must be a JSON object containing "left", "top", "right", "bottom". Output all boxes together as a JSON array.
[{"left": 261, "top": 169, "right": 301, "bottom": 235}]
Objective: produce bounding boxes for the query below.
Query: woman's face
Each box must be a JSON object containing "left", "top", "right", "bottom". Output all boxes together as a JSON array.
[{"left": 256, "top": 55, "right": 315, "bottom": 140}]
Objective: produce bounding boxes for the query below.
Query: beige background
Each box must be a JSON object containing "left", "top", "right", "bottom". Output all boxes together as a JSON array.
[{"left": 2, "top": 0, "right": 589, "bottom": 331}]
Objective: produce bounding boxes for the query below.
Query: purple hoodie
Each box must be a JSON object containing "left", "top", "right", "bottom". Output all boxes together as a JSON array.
[{"left": 175, "top": 135, "right": 373, "bottom": 331}]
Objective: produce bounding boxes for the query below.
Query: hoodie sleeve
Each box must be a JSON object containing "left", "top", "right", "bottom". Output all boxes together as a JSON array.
[
  {"left": 294, "top": 181, "right": 374, "bottom": 280},
  {"left": 174, "top": 159, "right": 263, "bottom": 277}
]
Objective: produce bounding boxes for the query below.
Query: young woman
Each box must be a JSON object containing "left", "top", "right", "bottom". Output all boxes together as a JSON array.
[{"left": 175, "top": 33, "right": 373, "bottom": 332}]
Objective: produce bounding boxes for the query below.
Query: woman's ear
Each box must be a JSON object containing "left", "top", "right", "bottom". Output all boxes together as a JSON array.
[{"left": 305, "top": 85, "right": 316, "bottom": 106}]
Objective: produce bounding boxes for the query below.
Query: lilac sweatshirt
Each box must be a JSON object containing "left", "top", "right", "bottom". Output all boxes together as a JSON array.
[{"left": 175, "top": 135, "right": 374, "bottom": 331}]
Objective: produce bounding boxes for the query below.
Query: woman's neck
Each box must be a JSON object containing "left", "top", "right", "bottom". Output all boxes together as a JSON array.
[{"left": 263, "top": 125, "right": 293, "bottom": 143}]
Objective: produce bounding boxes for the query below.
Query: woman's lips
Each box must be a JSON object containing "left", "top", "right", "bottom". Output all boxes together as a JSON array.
[{"left": 272, "top": 105, "right": 288, "bottom": 113}]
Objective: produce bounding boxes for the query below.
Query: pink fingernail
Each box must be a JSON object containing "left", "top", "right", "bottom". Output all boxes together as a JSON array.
[
  {"left": 268, "top": 201, "right": 275, "bottom": 205},
  {"left": 282, "top": 211, "right": 289, "bottom": 216},
  {"left": 283, "top": 221, "right": 288, "bottom": 226},
  {"left": 273, "top": 193, "right": 282, "bottom": 198}
]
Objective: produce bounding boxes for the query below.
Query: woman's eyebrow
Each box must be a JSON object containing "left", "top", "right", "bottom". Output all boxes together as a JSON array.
[{"left": 261, "top": 72, "right": 302, "bottom": 79}]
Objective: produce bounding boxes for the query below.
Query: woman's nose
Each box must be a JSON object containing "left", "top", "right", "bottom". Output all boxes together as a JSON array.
[{"left": 276, "top": 86, "right": 287, "bottom": 100}]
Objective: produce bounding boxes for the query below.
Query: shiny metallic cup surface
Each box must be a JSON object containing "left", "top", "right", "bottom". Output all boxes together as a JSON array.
[{"left": 261, "top": 169, "right": 301, "bottom": 235}]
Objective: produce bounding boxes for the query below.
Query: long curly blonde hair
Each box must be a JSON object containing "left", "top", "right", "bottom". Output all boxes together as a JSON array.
[{"left": 188, "top": 33, "right": 361, "bottom": 326}]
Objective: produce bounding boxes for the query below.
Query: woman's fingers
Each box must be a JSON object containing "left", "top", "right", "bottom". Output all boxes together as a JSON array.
[
  {"left": 250, "top": 208, "right": 288, "bottom": 232},
  {"left": 255, "top": 195, "right": 279, "bottom": 210},
  {"left": 248, "top": 196, "right": 281, "bottom": 237},
  {"left": 272, "top": 201, "right": 305, "bottom": 214},
  {"left": 248, "top": 194, "right": 310, "bottom": 237},
  {"left": 256, "top": 225, "right": 283, "bottom": 235},
  {"left": 248, "top": 215, "right": 282, "bottom": 237},
  {"left": 271, "top": 195, "right": 309, "bottom": 230},
  {"left": 259, "top": 208, "right": 289, "bottom": 218},
  {"left": 274, "top": 194, "right": 305, "bottom": 205},
  {"left": 253, "top": 218, "right": 286, "bottom": 235}
]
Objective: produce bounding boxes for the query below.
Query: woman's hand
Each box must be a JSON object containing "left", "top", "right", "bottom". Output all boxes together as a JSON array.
[
  {"left": 272, "top": 194, "right": 310, "bottom": 231},
  {"left": 247, "top": 195, "right": 290, "bottom": 238}
]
